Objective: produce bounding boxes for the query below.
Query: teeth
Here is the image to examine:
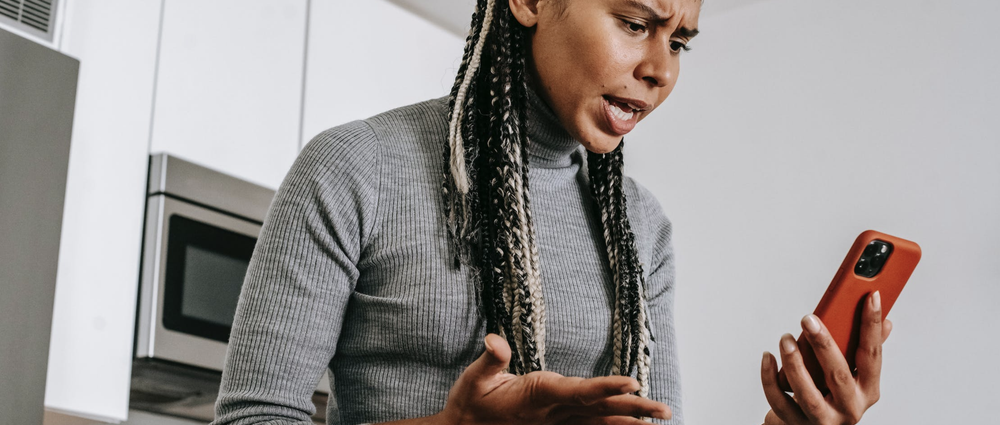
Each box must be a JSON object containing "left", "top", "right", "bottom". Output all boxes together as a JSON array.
[{"left": 609, "top": 102, "right": 634, "bottom": 121}]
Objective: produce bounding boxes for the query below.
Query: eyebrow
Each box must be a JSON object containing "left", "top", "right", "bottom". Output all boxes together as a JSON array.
[{"left": 620, "top": 0, "right": 700, "bottom": 38}]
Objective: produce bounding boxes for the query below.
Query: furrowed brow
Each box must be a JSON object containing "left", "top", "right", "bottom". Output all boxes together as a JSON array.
[
  {"left": 677, "top": 26, "right": 700, "bottom": 39},
  {"left": 620, "top": 0, "right": 668, "bottom": 22},
  {"left": 620, "top": 0, "right": 701, "bottom": 38}
]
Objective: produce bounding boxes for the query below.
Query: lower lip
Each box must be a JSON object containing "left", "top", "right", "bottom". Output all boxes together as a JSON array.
[{"left": 601, "top": 97, "right": 639, "bottom": 136}]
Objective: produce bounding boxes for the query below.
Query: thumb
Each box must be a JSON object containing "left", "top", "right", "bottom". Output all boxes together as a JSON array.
[{"left": 466, "top": 333, "right": 511, "bottom": 379}]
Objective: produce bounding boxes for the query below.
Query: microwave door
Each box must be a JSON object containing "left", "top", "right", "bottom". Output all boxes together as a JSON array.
[{"left": 136, "top": 195, "right": 261, "bottom": 372}]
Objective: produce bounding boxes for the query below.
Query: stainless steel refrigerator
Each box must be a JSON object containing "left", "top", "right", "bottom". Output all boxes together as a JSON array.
[{"left": 0, "top": 26, "right": 79, "bottom": 424}]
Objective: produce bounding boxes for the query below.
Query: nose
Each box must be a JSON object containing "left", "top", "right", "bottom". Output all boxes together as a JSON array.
[{"left": 634, "top": 36, "right": 674, "bottom": 88}]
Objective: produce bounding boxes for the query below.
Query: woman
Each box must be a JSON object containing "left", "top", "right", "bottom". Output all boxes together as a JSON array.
[{"left": 213, "top": 0, "right": 889, "bottom": 424}]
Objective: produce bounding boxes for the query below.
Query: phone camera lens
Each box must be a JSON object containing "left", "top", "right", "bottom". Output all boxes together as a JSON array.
[
  {"left": 854, "top": 240, "right": 894, "bottom": 278},
  {"left": 855, "top": 259, "right": 868, "bottom": 274}
]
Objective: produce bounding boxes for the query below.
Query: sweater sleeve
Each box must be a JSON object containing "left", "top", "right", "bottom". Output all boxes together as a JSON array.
[
  {"left": 212, "top": 121, "right": 381, "bottom": 424},
  {"left": 632, "top": 182, "right": 684, "bottom": 425}
]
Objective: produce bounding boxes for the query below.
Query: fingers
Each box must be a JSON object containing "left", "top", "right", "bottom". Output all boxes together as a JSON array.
[
  {"left": 776, "top": 368, "right": 790, "bottom": 392},
  {"left": 760, "top": 351, "right": 807, "bottom": 425},
  {"left": 536, "top": 375, "right": 669, "bottom": 421},
  {"left": 556, "top": 414, "right": 659, "bottom": 425},
  {"left": 883, "top": 319, "right": 893, "bottom": 343},
  {"left": 855, "top": 291, "right": 884, "bottom": 398},
  {"left": 799, "top": 314, "right": 855, "bottom": 406},
  {"left": 778, "top": 333, "right": 830, "bottom": 422},
  {"left": 465, "top": 334, "right": 512, "bottom": 381},
  {"left": 566, "top": 393, "right": 671, "bottom": 420},
  {"left": 532, "top": 373, "right": 640, "bottom": 406}
]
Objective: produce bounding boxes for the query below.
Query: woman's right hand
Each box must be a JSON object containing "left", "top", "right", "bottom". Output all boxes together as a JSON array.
[{"left": 434, "top": 334, "right": 671, "bottom": 425}]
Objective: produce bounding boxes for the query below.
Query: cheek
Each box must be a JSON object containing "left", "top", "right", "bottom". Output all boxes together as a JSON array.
[
  {"left": 662, "top": 61, "right": 681, "bottom": 97},
  {"left": 587, "top": 37, "right": 635, "bottom": 85}
]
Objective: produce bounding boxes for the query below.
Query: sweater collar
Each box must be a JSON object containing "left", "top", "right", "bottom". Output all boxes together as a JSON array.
[{"left": 525, "top": 86, "right": 582, "bottom": 169}]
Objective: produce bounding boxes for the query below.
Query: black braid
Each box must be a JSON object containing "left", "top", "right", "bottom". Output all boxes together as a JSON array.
[
  {"left": 443, "top": 2, "right": 486, "bottom": 268},
  {"left": 614, "top": 148, "right": 644, "bottom": 374},
  {"left": 507, "top": 11, "right": 544, "bottom": 372},
  {"left": 608, "top": 149, "right": 635, "bottom": 373},
  {"left": 588, "top": 143, "right": 648, "bottom": 378}
]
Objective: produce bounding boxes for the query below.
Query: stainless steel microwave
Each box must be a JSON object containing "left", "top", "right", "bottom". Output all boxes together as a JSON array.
[{"left": 131, "top": 153, "right": 329, "bottom": 423}]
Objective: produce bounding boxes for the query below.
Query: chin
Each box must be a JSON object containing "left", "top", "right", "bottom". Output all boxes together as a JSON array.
[{"left": 580, "top": 134, "right": 623, "bottom": 154}]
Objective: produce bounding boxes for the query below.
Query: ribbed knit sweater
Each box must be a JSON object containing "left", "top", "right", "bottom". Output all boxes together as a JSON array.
[{"left": 212, "top": 88, "right": 682, "bottom": 425}]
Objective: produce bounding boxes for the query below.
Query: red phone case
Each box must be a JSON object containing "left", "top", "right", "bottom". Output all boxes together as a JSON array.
[{"left": 796, "top": 230, "right": 921, "bottom": 391}]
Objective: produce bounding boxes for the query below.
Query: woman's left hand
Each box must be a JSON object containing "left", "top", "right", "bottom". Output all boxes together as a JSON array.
[{"left": 760, "top": 292, "right": 893, "bottom": 425}]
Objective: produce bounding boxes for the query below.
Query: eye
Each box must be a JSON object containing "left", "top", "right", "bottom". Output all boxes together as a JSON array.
[
  {"left": 620, "top": 19, "right": 648, "bottom": 35},
  {"left": 670, "top": 40, "right": 692, "bottom": 53}
]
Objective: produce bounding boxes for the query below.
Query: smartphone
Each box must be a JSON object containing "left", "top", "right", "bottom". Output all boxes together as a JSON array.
[{"left": 785, "top": 230, "right": 921, "bottom": 392}]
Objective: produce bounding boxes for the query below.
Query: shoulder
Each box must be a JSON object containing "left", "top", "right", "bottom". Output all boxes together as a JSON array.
[
  {"left": 623, "top": 177, "right": 672, "bottom": 236},
  {"left": 362, "top": 95, "right": 451, "bottom": 154},
  {"left": 297, "top": 95, "right": 451, "bottom": 175},
  {"left": 364, "top": 95, "right": 451, "bottom": 136},
  {"left": 623, "top": 177, "right": 674, "bottom": 279},
  {"left": 304, "top": 95, "right": 450, "bottom": 152}
]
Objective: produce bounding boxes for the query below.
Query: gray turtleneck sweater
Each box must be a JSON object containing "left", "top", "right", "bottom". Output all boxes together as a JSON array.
[{"left": 213, "top": 90, "right": 682, "bottom": 425}]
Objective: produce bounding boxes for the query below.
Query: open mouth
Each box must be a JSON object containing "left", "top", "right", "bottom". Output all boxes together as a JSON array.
[
  {"left": 608, "top": 100, "right": 635, "bottom": 120},
  {"left": 601, "top": 95, "right": 645, "bottom": 136},
  {"left": 604, "top": 95, "right": 648, "bottom": 112}
]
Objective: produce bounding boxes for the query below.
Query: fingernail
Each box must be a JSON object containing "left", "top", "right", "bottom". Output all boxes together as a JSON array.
[
  {"left": 802, "top": 314, "right": 820, "bottom": 334},
  {"left": 872, "top": 291, "right": 881, "bottom": 310},
  {"left": 761, "top": 351, "right": 771, "bottom": 370},
  {"left": 780, "top": 334, "right": 796, "bottom": 354},
  {"left": 484, "top": 336, "right": 494, "bottom": 354}
]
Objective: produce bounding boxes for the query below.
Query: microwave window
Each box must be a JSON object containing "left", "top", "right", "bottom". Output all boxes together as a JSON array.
[
  {"left": 182, "top": 245, "right": 246, "bottom": 328},
  {"left": 163, "top": 214, "right": 258, "bottom": 343}
]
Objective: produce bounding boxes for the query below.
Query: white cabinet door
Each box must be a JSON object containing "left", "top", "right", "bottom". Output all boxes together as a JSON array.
[
  {"left": 301, "top": 0, "right": 464, "bottom": 147},
  {"left": 45, "top": 0, "right": 162, "bottom": 423},
  {"left": 150, "top": 0, "right": 307, "bottom": 189}
]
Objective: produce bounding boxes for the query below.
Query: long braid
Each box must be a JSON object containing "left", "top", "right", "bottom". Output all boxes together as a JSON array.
[
  {"left": 588, "top": 143, "right": 652, "bottom": 395},
  {"left": 509, "top": 22, "right": 546, "bottom": 369},
  {"left": 493, "top": 2, "right": 543, "bottom": 372},
  {"left": 447, "top": 0, "right": 496, "bottom": 198},
  {"left": 480, "top": 0, "right": 528, "bottom": 373},
  {"left": 615, "top": 149, "right": 644, "bottom": 378},
  {"left": 607, "top": 152, "right": 638, "bottom": 374},
  {"left": 444, "top": 1, "right": 486, "bottom": 266},
  {"left": 444, "top": 0, "right": 649, "bottom": 391},
  {"left": 445, "top": 0, "right": 544, "bottom": 374},
  {"left": 589, "top": 151, "right": 624, "bottom": 375}
]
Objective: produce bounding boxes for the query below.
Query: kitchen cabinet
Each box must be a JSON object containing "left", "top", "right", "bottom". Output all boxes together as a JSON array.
[
  {"left": 149, "top": 0, "right": 308, "bottom": 190},
  {"left": 300, "top": 0, "right": 464, "bottom": 147},
  {"left": 45, "top": 0, "right": 163, "bottom": 423}
]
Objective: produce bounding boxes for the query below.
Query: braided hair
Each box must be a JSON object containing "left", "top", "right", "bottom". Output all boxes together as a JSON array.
[{"left": 443, "top": 0, "right": 652, "bottom": 396}]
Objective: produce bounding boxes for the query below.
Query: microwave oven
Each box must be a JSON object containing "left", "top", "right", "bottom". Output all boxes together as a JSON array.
[{"left": 131, "top": 153, "right": 329, "bottom": 423}]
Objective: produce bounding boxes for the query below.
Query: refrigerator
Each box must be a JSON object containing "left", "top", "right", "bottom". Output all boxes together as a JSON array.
[{"left": 0, "top": 25, "right": 79, "bottom": 424}]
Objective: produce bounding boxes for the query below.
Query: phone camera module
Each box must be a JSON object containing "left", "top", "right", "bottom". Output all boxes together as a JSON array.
[{"left": 854, "top": 240, "right": 894, "bottom": 278}]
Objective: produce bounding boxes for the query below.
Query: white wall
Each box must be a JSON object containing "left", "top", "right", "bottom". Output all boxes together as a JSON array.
[{"left": 623, "top": 0, "right": 1000, "bottom": 423}]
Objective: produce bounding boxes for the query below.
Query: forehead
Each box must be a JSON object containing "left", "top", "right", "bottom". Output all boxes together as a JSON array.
[{"left": 601, "top": 0, "right": 702, "bottom": 21}]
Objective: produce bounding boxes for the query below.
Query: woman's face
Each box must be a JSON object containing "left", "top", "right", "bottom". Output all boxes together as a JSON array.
[{"left": 514, "top": 0, "right": 701, "bottom": 153}]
